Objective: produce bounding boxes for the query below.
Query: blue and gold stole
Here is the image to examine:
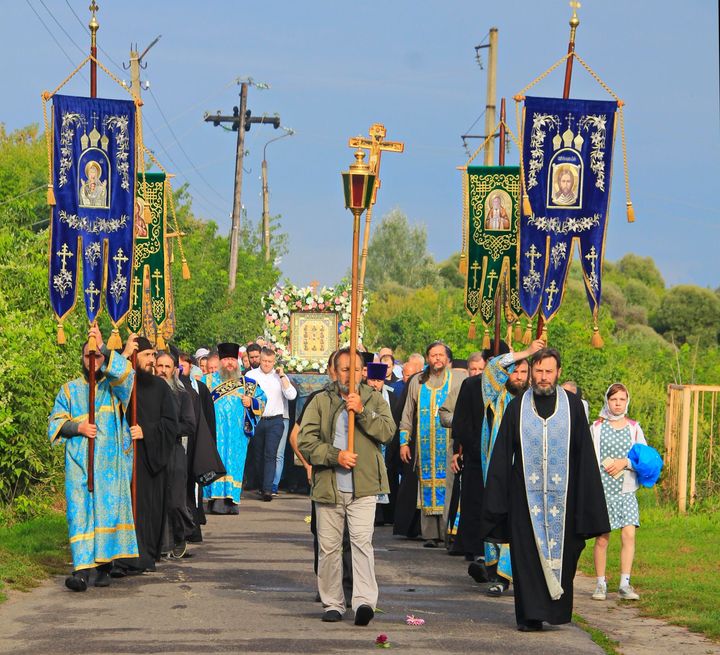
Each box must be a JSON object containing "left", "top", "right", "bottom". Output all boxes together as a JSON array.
[
  {"left": 210, "top": 376, "right": 260, "bottom": 435},
  {"left": 416, "top": 369, "right": 452, "bottom": 515},
  {"left": 519, "top": 387, "right": 571, "bottom": 600}
]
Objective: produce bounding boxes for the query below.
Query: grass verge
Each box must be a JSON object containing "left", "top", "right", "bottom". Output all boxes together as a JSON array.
[
  {"left": 0, "top": 510, "right": 69, "bottom": 602},
  {"left": 578, "top": 490, "right": 720, "bottom": 642},
  {"left": 572, "top": 613, "right": 620, "bottom": 655}
]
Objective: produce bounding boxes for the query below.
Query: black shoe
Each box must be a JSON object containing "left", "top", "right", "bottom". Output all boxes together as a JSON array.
[
  {"left": 64, "top": 571, "right": 89, "bottom": 592},
  {"left": 517, "top": 620, "right": 543, "bottom": 632},
  {"left": 468, "top": 561, "right": 489, "bottom": 583},
  {"left": 322, "top": 610, "right": 343, "bottom": 622},
  {"left": 354, "top": 604, "right": 374, "bottom": 626},
  {"left": 314, "top": 592, "right": 322, "bottom": 603},
  {"left": 487, "top": 581, "right": 508, "bottom": 596},
  {"left": 423, "top": 540, "right": 438, "bottom": 548},
  {"left": 95, "top": 569, "right": 111, "bottom": 588},
  {"left": 109, "top": 564, "right": 127, "bottom": 578},
  {"left": 262, "top": 492, "right": 273, "bottom": 502}
]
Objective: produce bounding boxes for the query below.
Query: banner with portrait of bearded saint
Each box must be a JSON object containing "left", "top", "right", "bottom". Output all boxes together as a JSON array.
[
  {"left": 463, "top": 165, "right": 522, "bottom": 348},
  {"left": 518, "top": 95, "right": 630, "bottom": 346},
  {"left": 47, "top": 94, "right": 137, "bottom": 347}
]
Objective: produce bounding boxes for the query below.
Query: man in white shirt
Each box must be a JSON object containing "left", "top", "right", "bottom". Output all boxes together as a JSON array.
[{"left": 246, "top": 347, "right": 297, "bottom": 501}]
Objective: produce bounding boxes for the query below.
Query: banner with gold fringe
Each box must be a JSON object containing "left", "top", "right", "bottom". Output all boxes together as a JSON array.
[
  {"left": 48, "top": 94, "right": 136, "bottom": 345},
  {"left": 126, "top": 171, "right": 173, "bottom": 348},
  {"left": 464, "top": 165, "right": 521, "bottom": 346}
]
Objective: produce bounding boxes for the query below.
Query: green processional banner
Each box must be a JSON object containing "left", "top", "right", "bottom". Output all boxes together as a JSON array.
[
  {"left": 464, "top": 165, "right": 522, "bottom": 342},
  {"left": 127, "top": 171, "right": 173, "bottom": 346}
]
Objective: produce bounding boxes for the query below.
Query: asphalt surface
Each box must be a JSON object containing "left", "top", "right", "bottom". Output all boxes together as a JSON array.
[{"left": 0, "top": 493, "right": 621, "bottom": 654}]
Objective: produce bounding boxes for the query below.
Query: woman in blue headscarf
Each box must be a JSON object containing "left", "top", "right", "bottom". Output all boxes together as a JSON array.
[{"left": 589, "top": 382, "right": 647, "bottom": 602}]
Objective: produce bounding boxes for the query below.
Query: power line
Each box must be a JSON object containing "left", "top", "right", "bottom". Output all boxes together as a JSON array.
[
  {"left": 147, "top": 86, "right": 229, "bottom": 205},
  {"left": 0, "top": 185, "right": 45, "bottom": 207},
  {"left": 25, "top": 0, "right": 87, "bottom": 81},
  {"left": 38, "top": 0, "right": 86, "bottom": 57}
]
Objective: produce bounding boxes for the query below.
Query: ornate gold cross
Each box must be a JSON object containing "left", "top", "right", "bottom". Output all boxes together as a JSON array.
[
  {"left": 151, "top": 268, "right": 163, "bottom": 296},
  {"left": 85, "top": 281, "right": 100, "bottom": 313},
  {"left": 113, "top": 247, "right": 129, "bottom": 270},
  {"left": 470, "top": 260, "right": 481, "bottom": 287},
  {"left": 348, "top": 123, "right": 404, "bottom": 204},
  {"left": 545, "top": 280, "right": 559, "bottom": 311},
  {"left": 584, "top": 245, "right": 598, "bottom": 275},
  {"left": 57, "top": 243, "right": 74, "bottom": 270},
  {"left": 525, "top": 244, "right": 542, "bottom": 274},
  {"left": 310, "top": 279, "right": 320, "bottom": 295},
  {"left": 131, "top": 275, "right": 142, "bottom": 306},
  {"left": 485, "top": 269, "right": 499, "bottom": 296}
]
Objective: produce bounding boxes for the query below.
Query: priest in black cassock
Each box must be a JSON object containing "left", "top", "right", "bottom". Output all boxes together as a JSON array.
[
  {"left": 127, "top": 337, "right": 177, "bottom": 571},
  {"left": 480, "top": 347, "right": 610, "bottom": 632}
]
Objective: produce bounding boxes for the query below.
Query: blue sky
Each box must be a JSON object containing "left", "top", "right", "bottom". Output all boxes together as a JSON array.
[{"left": 3, "top": 1, "right": 719, "bottom": 288}]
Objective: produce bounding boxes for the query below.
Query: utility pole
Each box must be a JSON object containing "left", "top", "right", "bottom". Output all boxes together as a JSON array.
[
  {"left": 127, "top": 35, "right": 161, "bottom": 100},
  {"left": 204, "top": 83, "right": 280, "bottom": 291},
  {"left": 482, "top": 27, "right": 498, "bottom": 165}
]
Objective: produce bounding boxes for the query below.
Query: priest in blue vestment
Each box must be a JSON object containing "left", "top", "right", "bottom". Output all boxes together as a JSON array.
[
  {"left": 203, "top": 342, "right": 266, "bottom": 514},
  {"left": 480, "top": 347, "right": 610, "bottom": 631},
  {"left": 49, "top": 326, "right": 139, "bottom": 591}
]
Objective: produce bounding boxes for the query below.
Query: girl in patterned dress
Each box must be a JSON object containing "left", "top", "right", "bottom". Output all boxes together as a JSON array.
[{"left": 590, "top": 383, "right": 647, "bottom": 601}]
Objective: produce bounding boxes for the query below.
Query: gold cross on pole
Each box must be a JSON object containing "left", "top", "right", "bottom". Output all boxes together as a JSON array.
[
  {"left": 485, "top": 269, "right": 499, "bottom": 296},
  {"left": 57, "top": 242, "right": 74, "bottom": 270},
  {"left": 348, "top": 123, "right": 404, "bottom": 204},
  {"left": 310, "top": 279, "right": 320, "bottom": 295},
  {"left": 151, "top": 268, "right": 163, "bottom": 296}
]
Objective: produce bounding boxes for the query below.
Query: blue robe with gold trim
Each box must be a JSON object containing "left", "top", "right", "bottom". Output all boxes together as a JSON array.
[
  {"left": 202, "top": 372, "right": 266, "bottom": 504},
  {"left": 48, "top": 351, "right": 138, "bottom": 571}
]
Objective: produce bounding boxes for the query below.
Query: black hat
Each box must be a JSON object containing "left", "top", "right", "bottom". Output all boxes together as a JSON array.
[
  {"left": 361, "top": 351, "right": 375, "bottom": 366},
  {"left": 136, "top": 336, "right": 154, "bottom": 353},
  {"left": 366, "top": 362, "right": 388, "bottom": 381},
  {"left": 217, "top": 342, "right": 240, "bottom": 360}
]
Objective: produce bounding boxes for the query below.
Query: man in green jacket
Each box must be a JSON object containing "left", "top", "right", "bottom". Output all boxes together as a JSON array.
[{"left": 298, "top": 348, "right": 395, "bottom": 626}]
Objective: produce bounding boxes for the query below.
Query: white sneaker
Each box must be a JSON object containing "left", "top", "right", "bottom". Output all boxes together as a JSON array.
[
  {"left": 592, "top": 582, "right": 607, "bottom": 600},
  {"left": 618, "top": 584, "right": 640, "bottom": 600}
]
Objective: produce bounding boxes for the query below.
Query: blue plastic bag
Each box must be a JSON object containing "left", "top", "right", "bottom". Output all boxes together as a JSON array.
[{"left": 628, "top": 443, "right": 663, "bottom": 488}]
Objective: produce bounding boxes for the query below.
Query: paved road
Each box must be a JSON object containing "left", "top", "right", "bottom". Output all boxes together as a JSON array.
[{"left": 0, "top": 494, "right": 618, "bottom": 654}]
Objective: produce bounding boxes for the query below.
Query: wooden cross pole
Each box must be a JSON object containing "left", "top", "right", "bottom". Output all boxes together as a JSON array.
[
  {"left": 347, "top": 124, "right": 404, "bottom": 312},
  {"left": 493, "top": 98, "right": 507, "bottom": 355}
]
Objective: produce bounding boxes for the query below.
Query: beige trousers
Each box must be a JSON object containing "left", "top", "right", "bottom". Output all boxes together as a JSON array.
[{"left": 316, "top": 492, "right": 378, "bottom": 614}]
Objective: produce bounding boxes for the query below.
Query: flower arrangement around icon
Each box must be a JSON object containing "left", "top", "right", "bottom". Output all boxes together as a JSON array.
[{"left": 262, "top": 282, "right": 367, "bottom": 373}]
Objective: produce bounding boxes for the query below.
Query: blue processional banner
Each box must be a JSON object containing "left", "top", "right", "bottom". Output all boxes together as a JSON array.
[
  {"left": 49, "top": 94, "right": 135, "bottom": 330},
  {"left": 519, "top": 96, "right": 617, "bottom": 324}
]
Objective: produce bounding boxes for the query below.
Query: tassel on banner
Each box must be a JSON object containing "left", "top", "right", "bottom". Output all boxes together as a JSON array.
[
  {"left": 522, "top": 320, "right": 532, "bottom": 345},
  {"left": 458, "top": 253, "right": 467, "bottom": 275},
  {"left": 468, "top": 318, "right": 476, "bottom": 341},
  {"left": 522, "top": 194, "right": 532, "bottom": 216},
  {"left": 626, "top": 202, "right": 636, "bottom": 223},
  {"left": 541, "top": 325, "right": 548, "bottom": 345},
  {"left": 107, "top": 328, "right": 123, "bottom": 351},
  {"left": 482, "top": 327, "right": 491, "bottom": 350},
  {"left": 181, "top": 257, "right": 191, "bottom": 280},
  {"left": 513, "top": 320, "right": 523, "bottom": 342},
  {"left": 506, "top": 323, "right": 513, "bottom": 345},
  {"left": 156, "top": 333, "right": 167, "bottom": 351},
  {"left": 591, "top": 324, "right": 604, "bottom": 348},
  {"left": 47, "top": 184, "right": 56, "bottom": 206},
  {"left": 57, "top": 321, "right": 66, "bottom": 345}
]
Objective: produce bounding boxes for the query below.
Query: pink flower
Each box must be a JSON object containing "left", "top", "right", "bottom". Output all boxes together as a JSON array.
[
  {"left": 342, "top": 291, "right": 348, "bottom": 297},
  {"left": 295, "top": 301, "right": 302, "bottom": 308},
  {"left": 375, "top": 634, "right": 390, "bottom": 648},
  {"left": 319, "top": 303, "right": 325, "bottom": 309},
  {"left": 284, "top": 295, "right": 290, "bottom": 301},
  {"left": 406, "top": 615, "right": 425, "bottom": 626},
  {"left": 274, "top": 319, "right": 281, "bottom": 327}
]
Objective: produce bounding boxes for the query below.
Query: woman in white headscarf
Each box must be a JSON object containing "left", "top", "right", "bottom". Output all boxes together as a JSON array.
[{"left": 589, "top": 383, "right": 647, "bottom": 602}]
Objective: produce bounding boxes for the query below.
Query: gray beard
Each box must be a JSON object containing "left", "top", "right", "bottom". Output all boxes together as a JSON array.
[
  {"left": 162, "top": 373, "right": 186, "bottom": 394},
  {"left": 220, "top": 367, "right": 240, "bottom": 381},
  {"left": 532, "top": 381, "right": 557, "bottom": 396},
  {"left": 338, "top": 382, "right": 360, "bottom": 395}
]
